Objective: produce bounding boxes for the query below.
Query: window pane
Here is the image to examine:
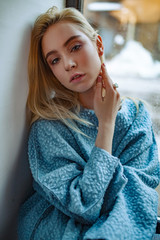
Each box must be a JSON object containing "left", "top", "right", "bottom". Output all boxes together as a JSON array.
[{"left": 84, "top": 0, "right": 160, "bottom": 152}]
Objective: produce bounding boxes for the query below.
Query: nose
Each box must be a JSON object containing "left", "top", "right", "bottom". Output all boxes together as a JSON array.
[{"left": 64, "top": 57, "right": 77, "bottom": 71}]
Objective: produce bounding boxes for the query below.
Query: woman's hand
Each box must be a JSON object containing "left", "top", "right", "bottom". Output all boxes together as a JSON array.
[{"left": 94, "top": 63, "right": 121, "bottom": 153}]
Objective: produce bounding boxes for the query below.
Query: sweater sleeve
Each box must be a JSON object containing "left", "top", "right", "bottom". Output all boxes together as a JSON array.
[
  {"left": 28, "top": 101, "right": 160, "bottom": 227},
  {"left": 28, "top": 119, "right": 125, "bottom": 224},
  {"left": 83, "top": 101, "right": 160, "bottom": 239}
]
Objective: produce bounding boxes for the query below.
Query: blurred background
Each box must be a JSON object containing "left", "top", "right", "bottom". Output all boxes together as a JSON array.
[{"left": 83, "top": 0, "right": 160, "bottom": 152}]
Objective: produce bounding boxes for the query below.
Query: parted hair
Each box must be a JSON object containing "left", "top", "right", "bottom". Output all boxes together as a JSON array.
[{"left": 27, "top": 6, "right": 98, "bottom": 130}]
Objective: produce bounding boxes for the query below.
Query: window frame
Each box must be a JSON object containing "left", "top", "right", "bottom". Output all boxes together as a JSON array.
[{"left": 65, "top": 0, "right": 84, "bottom": 12}]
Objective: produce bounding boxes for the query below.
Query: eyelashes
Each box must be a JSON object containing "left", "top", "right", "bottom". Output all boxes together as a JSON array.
[
  {"left": 71, "top": 44, "right": 82, "bottom": 52},
  {"left": 50, "top": 44, "right": 82, "bottom": 66},
  {"left": 51, "top": 58, "right": 59, "bottom": 65}
]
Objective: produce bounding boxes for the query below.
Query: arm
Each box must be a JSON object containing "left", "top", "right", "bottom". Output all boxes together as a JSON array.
[
  {"left": 28, "top": 100, "right": 159, "bottom": 230},
  {"left": 94, "top": 64, "right": 121, "bottom": 154},
  {"left": 84, "top": 101, "right": 160, "bottom": 239},
  {"left": 29, "top": 120, "right": 126, "bottom": 224}
]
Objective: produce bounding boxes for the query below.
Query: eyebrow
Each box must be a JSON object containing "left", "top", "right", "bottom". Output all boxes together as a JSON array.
[{"left": 45, "top": 35, "right": 81, "bottom": 60}]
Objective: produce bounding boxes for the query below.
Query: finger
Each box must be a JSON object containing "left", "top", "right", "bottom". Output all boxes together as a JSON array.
[
  {"left": 96, "top": 75, "right": 106, "bottom": 101},
  {"left": 101, "top": 63, "right": 113, "bottom": 87},
  {"left": 95, "top": 76, "right": 103, "bottom": 101}
]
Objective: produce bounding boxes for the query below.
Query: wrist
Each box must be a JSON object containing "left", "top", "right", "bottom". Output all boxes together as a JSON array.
[
  {"left": 98, "top": 121, "right": 115, "bottom": 132},
  {"left": 96, "top": 122, "right": 115, "bottom": 154}
]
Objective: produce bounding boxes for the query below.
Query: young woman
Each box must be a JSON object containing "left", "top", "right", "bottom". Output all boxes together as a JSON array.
[{"left": 18, "top": 6, "right": 160, "bottom": 240}]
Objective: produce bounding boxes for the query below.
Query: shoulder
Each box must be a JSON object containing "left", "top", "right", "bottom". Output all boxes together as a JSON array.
[
  {"left": 30, "top": 118, "right": 64, "bottom": 134},
  {"left": 115, "top": 98, "right": 152, "bottom": 133},
  {"left": 28, "top": 118, "right": 74, "bottom": 147},
  {"left": 113, "top": 98, "right": 153, "bottom": 154},
  {"left": 113, "top": 98, "right": 156, "bottom": 162}
]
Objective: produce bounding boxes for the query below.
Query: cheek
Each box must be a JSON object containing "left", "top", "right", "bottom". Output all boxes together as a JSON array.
[
  {"left": 53, "top": 71, "right": 68, "bottom": 88},
  {"left": 51, "top": 66, "right": 63, "bottom": 82},
  {"left": 85, "top": 44, "right": 100, "bottom": 64},
  {"left": 84, "top": 48, "right": 101, "bottom": 72}
]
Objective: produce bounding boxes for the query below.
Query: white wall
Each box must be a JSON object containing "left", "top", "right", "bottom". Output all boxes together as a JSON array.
[{"left": 0, "top": 0, "right": 64, "bottom": 239}]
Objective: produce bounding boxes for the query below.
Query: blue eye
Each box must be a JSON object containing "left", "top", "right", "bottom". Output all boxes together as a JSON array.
[
  {"left": 71, "top": 44, "right": 81, "bottom": 52},
  {"left": 51, "top": 58, "right": 59, "bottom": 65}
]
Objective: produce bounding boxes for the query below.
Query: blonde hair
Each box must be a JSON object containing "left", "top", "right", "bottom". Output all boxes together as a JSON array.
[{"left": 27, "top": 6, "right": 98, "bottom": 131}]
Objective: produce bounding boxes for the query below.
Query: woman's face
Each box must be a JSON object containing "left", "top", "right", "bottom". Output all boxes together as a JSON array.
[{"left": 42, "top": 21, "right": 101, "bottom": 94}]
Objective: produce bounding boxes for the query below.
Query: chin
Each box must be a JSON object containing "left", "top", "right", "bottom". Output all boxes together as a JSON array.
[{"left": 79, "top": 83, "right": 96, "bottom": 94}]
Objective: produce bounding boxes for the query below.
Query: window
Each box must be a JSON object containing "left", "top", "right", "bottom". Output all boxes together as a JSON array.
[
  {"left": 84, "top": 0, "right": 160, "bottom": 150},
  {"left": 66, "top": 0, "right": 84, "bottom": 11}
]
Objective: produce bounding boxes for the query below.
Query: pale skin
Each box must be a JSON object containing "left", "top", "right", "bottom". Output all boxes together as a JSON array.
[{"left": 42, "top": 21, "right": 121, "bottom": 154}]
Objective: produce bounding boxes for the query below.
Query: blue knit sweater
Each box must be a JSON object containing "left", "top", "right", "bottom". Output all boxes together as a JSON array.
[{"left": 18, "top": 99, "right": 160, "bottom": 240}]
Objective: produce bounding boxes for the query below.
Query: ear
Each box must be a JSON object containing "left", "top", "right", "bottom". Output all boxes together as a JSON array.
[{"left": 96, "top": 35, "right": 104, "bottom": 56}]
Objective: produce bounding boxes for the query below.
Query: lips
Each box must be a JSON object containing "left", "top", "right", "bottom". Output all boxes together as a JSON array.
[{"left": 70, "top": 73, "right": 85, "bottom": 82}]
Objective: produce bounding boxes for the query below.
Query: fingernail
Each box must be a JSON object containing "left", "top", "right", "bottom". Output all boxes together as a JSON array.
[
  {"left": 96, "top": 75, "right": 102, "bottom": 83},
  {"left": 102, "top": 80, "right": 105, "bottom": 88},
  {"left": 102, "top": 63, "right": 105, "bottom": 67}
]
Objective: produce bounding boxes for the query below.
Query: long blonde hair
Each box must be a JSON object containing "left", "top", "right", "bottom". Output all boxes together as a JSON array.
[{"left": 27, "top": 6, "right": 98, "bottom": 130}]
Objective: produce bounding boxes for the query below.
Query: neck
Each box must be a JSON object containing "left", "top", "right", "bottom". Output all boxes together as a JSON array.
[{"left": 78, "top": 85, "right": 96, "bottom": 110}]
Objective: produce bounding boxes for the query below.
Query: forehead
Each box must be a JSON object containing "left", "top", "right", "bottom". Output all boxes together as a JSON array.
[{"left": 42, "top": 21, "right": 89, "bottom": 53}]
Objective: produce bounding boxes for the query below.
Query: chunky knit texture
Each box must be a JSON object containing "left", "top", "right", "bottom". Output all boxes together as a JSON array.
[{"left": 18, "top": 99, "right": 160, "bottom": 240}]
